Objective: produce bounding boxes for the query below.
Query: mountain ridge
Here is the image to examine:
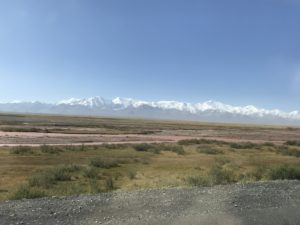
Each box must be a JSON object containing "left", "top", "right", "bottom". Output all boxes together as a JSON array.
[{"left": 0, "top": 96, "right": 299, "bottom": 125}]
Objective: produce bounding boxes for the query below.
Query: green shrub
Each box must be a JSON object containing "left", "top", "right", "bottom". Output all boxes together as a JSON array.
[
  {"left": 10, "top": 185, "right": 46, "bottom": 200},
  {"left": 90, "top": 158, "right": 120, "bottom": 168},
  {"left": 185, "top": 176, "right": 211, "bottom": 187},
  {"left": 197, "top": 146, "right": 223, "bottom": 155},
  {"left": 160, "top": 144, "right": 185, "bottom": 155},
  {"left": 52, "top": 167, "right": 72, "bottom": 181},
  {"left": 10, "top": 146, "right": 34, "bottom": 155},
  {"left": 105, "top": 177, "right": 114, "bottom": 191},
  {"left": 133, "top": 143, "right": 185, "bottom": 155},
  {"left": 230, "top": 142, "right": 259, "bottom": 149},
  {"left": 267, "top": 165, "right": 300, "bottom": 180},
  {"left": 128, "top": 171, "right": 137, "bottom": 180},
  {"left": 178, "top": 139, "right": 226, "bottom": 146},
  {"left": 248, "top": 166, "right": 268, "bottom": 181},
  {"left": 133, "top": 143, "right": 160, "bottom": 154},
  {"left": 102, "top": 144, "right": 129, "bottom": 149},
  {"left": 80, "top": 144, "right": 86, "bottom": 151},
  {"left": 84, "top": 167, "right": 99, "bottom": 179},
  {"left": 64, "top": 145, "right": 77, "bottom": 151},
  {"left": 29, "top": 172, "right": 56, "bottom": 188},
  {"left": 62, "top": 164, "right": 81, "bottom": 173},
  {"left": 285, "top": 140, "right": 300, "bottom": 147},
  {"left": 172, "top": 146, "right": 185, "bottom": 155},
  {"left": 64, "top": 145, "right": 87, "bottom": 152},
  {"left": 209, "top": 164, "right": 236, "bottom": 185},
  {"left": 276, "top": 146, "right": 300, "bottom": 158},
  {"left": 263, "top": 142, "right": 275, "bottom": 147},
  {"left": 133, "top": 143, "right": 155, "bottom": 152},
  {"left": 29, "top": 165, "right": 76, "bottom": 188},
  {"left": 40, "top": 145, "right": 62, "bottom": 154},
  {"left": 88, "top": 179, "right": 102, "bottom": 193},
  {"left": 214, "top": 156, "right": 231, "bottom": 165},
  {"left": 1, "top": 127, "right": 43, "bottom": 133}
]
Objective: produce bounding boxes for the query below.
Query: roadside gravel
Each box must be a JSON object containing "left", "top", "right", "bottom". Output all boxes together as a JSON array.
[{"left": 0, "top": 180, "right": 299, "bottom": 225}]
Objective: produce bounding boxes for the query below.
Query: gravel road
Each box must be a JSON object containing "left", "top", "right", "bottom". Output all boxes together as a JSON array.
[{"left": 0, "top": 181, "right": 299, "bottom": 225}]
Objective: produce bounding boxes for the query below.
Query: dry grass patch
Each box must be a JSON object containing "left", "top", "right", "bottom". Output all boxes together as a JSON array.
[{"left": 2, "top": 140, "right": 300, "bottom": 200}]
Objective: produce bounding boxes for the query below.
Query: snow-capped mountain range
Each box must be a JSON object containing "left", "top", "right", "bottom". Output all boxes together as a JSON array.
[{"left": 0, "top": 96, "right": 299, "bottom": 125}]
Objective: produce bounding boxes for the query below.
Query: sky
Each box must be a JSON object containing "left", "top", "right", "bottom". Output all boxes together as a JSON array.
[{"left": 0, "top": 0, "right": 300, "bottom": 111}]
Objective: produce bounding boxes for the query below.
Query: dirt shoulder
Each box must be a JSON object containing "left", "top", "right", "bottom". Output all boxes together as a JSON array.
[{"left": 0, "top": 180, "right": 299, "bottom": 225}]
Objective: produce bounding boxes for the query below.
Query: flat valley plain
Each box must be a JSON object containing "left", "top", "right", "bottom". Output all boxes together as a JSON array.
[{"left": 0, "top": 113, "right": 299, "bottom": 201}]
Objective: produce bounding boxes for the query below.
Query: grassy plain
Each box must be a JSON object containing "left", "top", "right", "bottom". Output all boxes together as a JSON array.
[
  {"left": 1, "top": 113, "right": 299, "bottom": 135},
  {"left": 0, "top": 113, "right": 299, "bottom": 200},
  {"left": 0, "top": 140, "right": 299, "bottom": 200}
]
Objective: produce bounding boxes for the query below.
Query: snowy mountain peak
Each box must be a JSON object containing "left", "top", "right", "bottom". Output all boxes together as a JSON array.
[
  {"left": 1, "top": 96, "right": 299, "bottom": 125},
  {"left": 58, "top": 96, "right": 107, "bottom": 107},
  {"left": 112, "top": 97, "right": 150, "bottom": 108},
  {"left": 51, "top": 96, "right": 300, "bottom": 121},
  {"left": 112, "top": 97, "right": 133, "bottom": 106}
]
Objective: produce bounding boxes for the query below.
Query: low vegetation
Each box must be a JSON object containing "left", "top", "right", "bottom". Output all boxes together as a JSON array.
[
  {"left": 267, "top": 165, "right": 300, "bottom": 180},
  {"left": 133, "top": 143, "right": 185, "bottom": 155},
  {"left": 0, "top": 127, "right": 45, "bottom": 133},
  {"left": 197, "top": 146, "right": 224, "bottom": 155},
  {"left": 276, "top": 145, "right": 300, "bottom": 158},
  {"left": 84, "top": 167, "right": 99, "bottom": 179},
  {"left": 10, "top": 185, "right": 46, "bottom": 200},
  {"left": 10, "top": 146, "right": 34, "bottom": 155},
  {"left": 178, "top": 139, "right": 226, "bottom": 146},
  {"left": 2, "top": 138, "right": 300, "bottom": 200},
  {"left": 28, "top": 165, "right": 80, "bottom": 188},
  {"left": 229, "top": 142, "right": 259, "bottom": 149},
  {"left": 186, "top": 160, "right": 300, "bottom": 187},
  {"left": 285, "top": 140, "right": 300, "bottom": 147},
  {"left": 10, "top": 144, "right": 93, "bottom": 156},
  {"left": 90, "top": 158, "right": 121, "bottom": 168},
  {"left": 40, "top": 145, "right": 63, "bottom": 154}
]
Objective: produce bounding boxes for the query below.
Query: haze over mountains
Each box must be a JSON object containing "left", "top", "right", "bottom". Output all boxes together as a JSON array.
[{"left": 0, "top": 97, "right": 299, "bottom": 125}]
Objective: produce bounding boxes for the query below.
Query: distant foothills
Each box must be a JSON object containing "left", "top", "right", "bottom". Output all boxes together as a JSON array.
[{"left": 0, "top": 96, "right": 299, "bottom": 125}]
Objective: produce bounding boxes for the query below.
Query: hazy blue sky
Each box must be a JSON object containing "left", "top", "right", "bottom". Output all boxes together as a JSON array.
[{"left": 0, "top": 0, "right": 300, "bottom": 110}]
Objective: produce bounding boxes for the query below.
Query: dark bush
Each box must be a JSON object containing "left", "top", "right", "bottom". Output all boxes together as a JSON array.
[
  {"left": 10, "top": 146, "right": 34, "bottom": 155},
  {"left": 185, "top": 176, "right": 211, "bottom": 187},
  {"left": 249, "top": 166, "right": 267, "bottom": 181},
  {"left": 64, "top": 144, "right": 87, "bottom": 152},
  {"left": 10, "top": 185, "right": 46, "bottom": 200},
  {"left": 90, "top": 158, "right": 120, "bottom": 168},
  {"left": 276, "top": 146, "right": 300, "bottom": 158},
  {"left": 29, "top": 165, "right": 76, "bottom": 188},
  {"left": 40, "top": 145, "right": 62, "bottom": 154},
  {"left": 178, "top": 139, "right": 227, "bottom": 146},
  {"left": 263, "top": 142, "right": 275, "bottom": 147},
  {"left": 197, "top": 146, "right": 223, "bottom": 155},
  {"left": 267, "top": 165, "right": 300, "bottom": 180},
  {"left": 1, "top": 127, "right": 43, "bottom": 133},
  {"left": 133, "top": 143, "right": 155, "bottom": 152},
  {"left": 29, "top": 171, "right": 56, "bottom": 188},
  {"left": 105, "top": 177, "right": 114, "bottom": 191},
  {"left": 285, "top": 140, "right": 300, "bottom": 147},
  {"left": 102, "top": 144, "right": 129, "bottom": 149},
  {"left": 84, "top": 167, "right": 99, "bottom": 179},
  {"left": 209, "top": 164, "right": 236, "bottom": 185},
  {"left": 230, "top": 142, "right": 259, "bottom": 149},
  {"left": 159, "top": 144, "right": 185, "bottom": 155},
  {"left": 128, "top": 171, "right": 137, "bottom": 180}
]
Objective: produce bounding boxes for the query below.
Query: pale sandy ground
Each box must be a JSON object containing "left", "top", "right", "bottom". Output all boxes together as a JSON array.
[
  {"left": 1, "top": 127, "right": 300, "bottom": 146},
  {"left": 0, "top": 131, "right": 189, "bottom": 146}
]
